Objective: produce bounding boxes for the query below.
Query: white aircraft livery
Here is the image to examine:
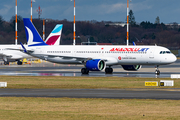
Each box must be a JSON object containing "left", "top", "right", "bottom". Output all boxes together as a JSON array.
[
  {"left": 0, "top": 24, "right": 63, "bottom": 65},
  {"left": 21, "top": 18, "right": 177, "bottom": 74}
]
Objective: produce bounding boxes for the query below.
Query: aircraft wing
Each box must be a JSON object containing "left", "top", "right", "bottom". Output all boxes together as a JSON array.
[
  {"left": 0, "top": 53, "right": 12, "bottom": 59},
  {"left": 5, "top": 48, "right": 24, "bottom": 52},
  {"left": 5, "top": 48, "right": 34, "bottom": 53},
  {"left": 42, "top": 54, "right": 108, "bottom": 63},
  {"left": 45, "top": 54, "right": 90, "bottom": 60},
  {"left": 0, "top": 53, "right": 24, "bottom": 60},
  {"left": 0, "top": 53, "right": 12, "bottom": 57}
]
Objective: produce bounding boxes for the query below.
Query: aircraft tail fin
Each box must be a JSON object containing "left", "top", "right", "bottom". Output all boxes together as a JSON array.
[
  {"left": 45, "top": 24, "right": 63, "bottom": 45},
  {"left": 23, "top": 18, "right": 47, "bottom": 47}
]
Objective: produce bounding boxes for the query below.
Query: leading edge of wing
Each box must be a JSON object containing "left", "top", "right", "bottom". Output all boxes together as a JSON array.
[
  {"left": 5, "top": 48, "right": 34, "bottom": 53},
  {"left": 45, "top": 54, "right": 108, "bottom": 62},
  {"left": 46, "top": 54, "right": 89, "bottom": 60}
]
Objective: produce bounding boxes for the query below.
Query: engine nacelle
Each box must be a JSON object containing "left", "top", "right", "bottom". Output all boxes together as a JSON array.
[
  {"left": 122, "top": 65, "right": 142, "bottom": 71},
  {"left": 86, "top": 59, "right": 106, "bottom": 71}
]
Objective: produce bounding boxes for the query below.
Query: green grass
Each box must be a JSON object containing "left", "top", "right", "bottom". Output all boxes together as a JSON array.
[
  {"left": 0, "top": 97, "right": 179, "bottom": 120},
  {"left": 0, "top": 76, "right": 179, "bottom": 89}
]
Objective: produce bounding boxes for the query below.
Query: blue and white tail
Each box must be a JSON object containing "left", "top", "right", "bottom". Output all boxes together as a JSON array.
[
  {"left": 23, "top": 18, "right": 47, "bottom": 47},
  {"left": 45, "top": 24, "right": 63, "bottom": 45}
]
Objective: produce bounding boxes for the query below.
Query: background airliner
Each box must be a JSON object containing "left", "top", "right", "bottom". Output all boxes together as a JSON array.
[
  {"left": 21, "top": 18, "right": 177, "bottom": 75},
  {"left": 0, "top": 24, "right": 63, "bottom": 65}
]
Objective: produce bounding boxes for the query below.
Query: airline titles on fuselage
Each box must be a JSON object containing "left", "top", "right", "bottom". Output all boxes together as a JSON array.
[{"left": 110, "top": 48, "right": 149, "bottom": 52}]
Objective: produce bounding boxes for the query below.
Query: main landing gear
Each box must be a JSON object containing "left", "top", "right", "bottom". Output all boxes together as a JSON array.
[
  {"left": 155, "top": 65, "right": 160, "bottom": 75},
  {"left": 81, "top": 67, "right": 113, "bottom": 74},
  {"left": 81, "top": 68, "right": 89, "bottom": 74},
  {"left": 4, "top": 61, "right": 9, "bottom": 65},
  {"left": 17, "top": 60, "right": 23, "bottom": 65},
  {"left": 3, "top": 60, "right": 23, "bottom": 65},
  {"left": 105, "top": 67, "right": 113, "bottom": 74}
]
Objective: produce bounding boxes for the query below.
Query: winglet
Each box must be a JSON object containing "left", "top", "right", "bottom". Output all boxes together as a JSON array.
[
  {"left": 133, "top": 42, "right": 136, "bottom": 46},
  {"left": 20, "top": 42, "right": 27, "bottom": 53}
]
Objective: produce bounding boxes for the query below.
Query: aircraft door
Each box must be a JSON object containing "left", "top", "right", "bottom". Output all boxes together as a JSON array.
[
  {"left": 149, "top": 48, "right": 155, "bottom": 59},
  {"left": 73, "top": 47, "right": 76, "bottom": 56}
]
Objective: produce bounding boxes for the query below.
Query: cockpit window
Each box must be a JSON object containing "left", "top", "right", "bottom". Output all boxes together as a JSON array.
[{"left": 160, "top": 51, "right": 171, "bottom": 54}]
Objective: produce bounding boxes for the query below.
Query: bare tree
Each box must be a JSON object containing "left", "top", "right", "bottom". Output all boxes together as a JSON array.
[{"left": 155, "top": 16, "right": 160, "bottom": 24}]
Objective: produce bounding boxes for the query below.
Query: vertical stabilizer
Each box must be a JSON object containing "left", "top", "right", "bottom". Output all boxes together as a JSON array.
[
  {"left": 23, "top": 18, "right": 47, "bottom": 47},
  {"left": 45, "top": 24, "right": 63, "bottom": 45}
]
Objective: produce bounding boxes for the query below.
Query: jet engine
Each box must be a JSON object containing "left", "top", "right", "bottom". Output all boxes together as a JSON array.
[
  {"left": 86, "top": 59, "right": 106, "bottom": 71},
  {"left": 121, "top": 65, "right": 142, "bottom": 71}
]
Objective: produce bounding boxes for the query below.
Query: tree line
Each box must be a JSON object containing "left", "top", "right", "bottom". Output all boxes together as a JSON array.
[{"left": 0, "top": 14, "right": 180, "bottom": 49}]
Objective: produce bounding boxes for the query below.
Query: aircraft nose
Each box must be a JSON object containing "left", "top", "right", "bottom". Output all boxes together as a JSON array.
[{"left": 171, "top": 54, "right": 177, "bottom": 63}]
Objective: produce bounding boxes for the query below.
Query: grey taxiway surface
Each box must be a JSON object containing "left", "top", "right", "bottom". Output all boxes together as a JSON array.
[
  {"left": 1, "top": 89, "right": 180, "bottom": 100},
  {"left": 0, "top": 60, "right": 180, "bottom": 100}
]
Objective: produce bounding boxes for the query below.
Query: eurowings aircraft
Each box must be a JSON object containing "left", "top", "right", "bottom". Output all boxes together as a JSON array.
[
  {"left": 21, "top": 18, "right": 177, "bottom": 74},
  {"left": 0, "top": 24, "right": 63, "bottom": 65},
  {"left": 44, "top": 24, "right": 63, "bottom": 45}
]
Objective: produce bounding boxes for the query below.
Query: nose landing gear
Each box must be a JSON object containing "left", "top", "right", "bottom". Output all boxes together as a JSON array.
[{"left": 155, "top": 65, "right": 160, "bottom": 75}]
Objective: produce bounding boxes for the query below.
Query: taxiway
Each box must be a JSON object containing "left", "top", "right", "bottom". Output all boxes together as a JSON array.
[{"left": 0, "top": 89, "right": 180, "bottom": 100}]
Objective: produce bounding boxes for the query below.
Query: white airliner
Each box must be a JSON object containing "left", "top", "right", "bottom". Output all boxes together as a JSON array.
[
  {"left": 21, "top": 18, "right": 177, "bottom": 74},
  {"left": 0, "top": 24, "right": 63, "bottom": 65}
]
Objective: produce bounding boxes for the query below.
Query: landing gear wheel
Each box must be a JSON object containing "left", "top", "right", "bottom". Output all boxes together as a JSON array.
[
  {"left": 4, "top": 61, "right": 9, "bottom": 65},
  {"left": 155, "top": 65, "right": 160, "bottom": 75},
  {"left": 17, "top": 60, "right": 23, "bottom": 65},
  {"left": 105, "top": 68, "right": 113, "bottom": 74},
  {"left": 81, "top": 68, "right": 89, "bottom": 74},
  {"left": 155, "top": 70, "right": 160, "bottom": 75}
]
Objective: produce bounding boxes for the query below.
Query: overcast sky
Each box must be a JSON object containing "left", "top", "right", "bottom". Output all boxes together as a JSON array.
[{"left": 0, "top": 0, "right": 180, "bottom": 23}]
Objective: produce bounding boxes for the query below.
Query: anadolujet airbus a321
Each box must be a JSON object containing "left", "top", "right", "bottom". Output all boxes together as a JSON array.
[{"left": 20, "top": 18, "right": 177, "bottom": 75}]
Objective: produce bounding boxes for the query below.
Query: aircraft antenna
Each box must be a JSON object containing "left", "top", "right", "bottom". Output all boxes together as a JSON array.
[
  {"left": 127, "top": 0, "right": 129, "bottom": 46},
  {"left": 73, "top": 0, "right": 76, "bottom": 45},
  {"left": 15, "top": 0, "right": 17, "bottom": 45},
  {"left": 37, "top": 6, "right": 42, "bottom": 19}
]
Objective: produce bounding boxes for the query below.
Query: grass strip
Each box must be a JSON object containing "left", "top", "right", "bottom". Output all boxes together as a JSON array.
[
  {"left": 0, "top": 97, "right": 179, "bottom": 120},
  {"left": 0, "top": 76, "right": 180, "bottom": 89}
]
